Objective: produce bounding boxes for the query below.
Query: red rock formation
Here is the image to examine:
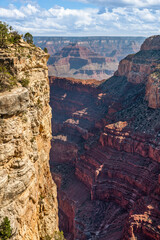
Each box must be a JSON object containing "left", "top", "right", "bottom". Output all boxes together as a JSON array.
[
  {"left": 146, "top": 71, "right": 160, "bottom": 109},
  {"left": 115, "top": 36, "right": 160, "bottom": 109},
  {"left": 49, "top": 35, "right": 160, "bottom": 240},
  {"left": 141, "top": 35, "right": 160, "bottom": 51}
]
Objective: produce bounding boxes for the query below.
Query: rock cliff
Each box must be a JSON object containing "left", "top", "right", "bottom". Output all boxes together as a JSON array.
[
  {"left": 49, "top": 36, "right": 160, "bottom": 240},
  {"left": 115, "top": 35, "right": 160, "bottom": 108},
  {"left": 0, "top": 40, "right": 58, "bottom": 240}
]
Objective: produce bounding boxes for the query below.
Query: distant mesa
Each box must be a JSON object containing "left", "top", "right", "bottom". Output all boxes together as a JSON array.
[
  {"left": 47, "top": 43, "right": 117, "bottom": 80},
  {"left": 34, "top": 36, "right": 145, "bottom": 81}
]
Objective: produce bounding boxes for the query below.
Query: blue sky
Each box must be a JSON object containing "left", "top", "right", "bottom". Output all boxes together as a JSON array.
[{"left": 0, "top": 0, "right": 160, "bottom": 36}]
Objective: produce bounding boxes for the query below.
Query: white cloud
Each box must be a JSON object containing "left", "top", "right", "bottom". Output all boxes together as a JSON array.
[
  {"left": 21, "top": 4, "right": 39, "bottom": 15},
  {"left": 0, "top": 7, "right": 25, "bottom": 19},
  {"left": 133, "top": 8, "right": 156, "bottom": 21},
  {"left": 0, "top": 3, "right": 159, "bottom": 36}
]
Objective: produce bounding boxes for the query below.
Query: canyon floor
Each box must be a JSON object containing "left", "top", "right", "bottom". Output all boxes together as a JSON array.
[{"left": 49, "top": 36, "right": 160, "bottom": 240}]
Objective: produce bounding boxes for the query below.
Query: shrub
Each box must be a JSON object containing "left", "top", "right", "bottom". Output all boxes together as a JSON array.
[
  {"left": 9, "top": 31, "right": 21, "bottom": 44},
  {"left": 0, "top": 21, "right": 21, "bottom": 47},
  {"left": 0, "top": 22, "right": 9, "bottom": 47},
  {"left": 0, "top": 217, "right": 12, "bottom": 240},
  {"left": 0, "top": 65, "right": 17, "bottom": 92},
  {"left": 44, "top": 231, "right": 66, "bottom": 240},
  {"left": 44, "top": 235, "right": 52, "bottom": 240},
  {"left": 19, "top": 77, "right": 29, "bottom": 88},
  {"left": 44, "top": 47, "right": 48, "bottom": 53},
  {"left": 54, "top": 231, "right": 65, "bottom": 240},
  {"left": 24, "top": 32, "right": 33, "bottom": 44}
]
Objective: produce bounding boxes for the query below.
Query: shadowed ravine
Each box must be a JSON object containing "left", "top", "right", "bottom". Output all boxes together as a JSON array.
[{"left": 49, "top": 36, "right": 160, "bottom": 240}]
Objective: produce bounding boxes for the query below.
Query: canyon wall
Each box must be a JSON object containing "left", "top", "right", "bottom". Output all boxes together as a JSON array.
[
  {"left": 0, "top": 40, "right": 58, "bottom": 240},
  {"left": 49, "top": 36, "right": 160, "bottom": 240}
]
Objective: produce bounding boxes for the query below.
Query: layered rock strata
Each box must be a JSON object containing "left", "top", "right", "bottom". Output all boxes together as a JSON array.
[
  {"left": 48, "top": 44, "right": 117, "bottom": 80},
  {"left": 0, "top": 41, "right": 58, "bottom": 240},
  {"left": 49, "top": 35, "right": 160, "bottom": 240},
  {"left": 34, "top": 36, "right": 145, "bottom": 61}
]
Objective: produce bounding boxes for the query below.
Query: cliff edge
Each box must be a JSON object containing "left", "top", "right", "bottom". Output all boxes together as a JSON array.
[{"left": 0, "top": 39, "right": 58, "bottom": 239}]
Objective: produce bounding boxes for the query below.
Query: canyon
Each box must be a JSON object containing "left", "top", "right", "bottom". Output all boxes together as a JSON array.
[
  {"left": 47, "top": 43, "right": 117, "bottom": 80},
  {"left": 49, "top": 35, "right": 160, "bottom": 240},
  {"left": 34, "top": 37, "right": 145, "bottom": 81},
  {"left": 34, "top": 37, "right": 145, "bottom": 61},
  {"left": 0, "top": 33, "right": 159, "bottom": 240},
  {"left": 0, "top": 40, "right": 58, "bottom": 239}
]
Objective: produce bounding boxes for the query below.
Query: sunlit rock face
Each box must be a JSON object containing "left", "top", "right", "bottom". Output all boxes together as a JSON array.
[
  {"left": 49, "top": 35, "right": 160, "bottom": 240},
  {"left": 0, "top": 41, "right": 58, "bottom": 240}
]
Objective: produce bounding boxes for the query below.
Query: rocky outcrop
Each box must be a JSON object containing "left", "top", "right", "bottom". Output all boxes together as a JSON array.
[
  {"left": 146, "top": 70, "right": 160, "bottom": 109},
  {"left": 141, "top": 35, "right": 160, "bottom": 51},
  {"left": 49, "top": 35, "right": 160, "bottom": 240},
  {"left": 0, "top": 41, "right": 58, "bottom": 240},
  {"left": 48, "top": 44, "right": 117, "bottom": 80},
  {"left": 0, "top": 87, "right": 29, "bottom": 115},
  {"left": 115, "top": 35, "right": 160, "bottom": 109}
]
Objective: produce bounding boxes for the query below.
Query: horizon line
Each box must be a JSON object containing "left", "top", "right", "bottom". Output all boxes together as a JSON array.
[{"left": 33, "top": 35, "right": 146, "bottom": 38}]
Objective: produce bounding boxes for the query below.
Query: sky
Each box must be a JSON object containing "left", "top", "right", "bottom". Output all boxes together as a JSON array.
[{"left": 0, "top": 0, "right": 160, "bottom": 36}]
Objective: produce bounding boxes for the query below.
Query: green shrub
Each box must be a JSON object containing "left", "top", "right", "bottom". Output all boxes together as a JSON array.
[
  {"left": 44, "top": 231, "right": 65, "bottom": 240},
  {"left": 44, "top": 235, "right": 52, "bottom": 240},
  {"left": 54, "top": 231, "right": 65, "bottom": 240},
  {"left": 0, "top": 217, "right": 12, "bottom": 240},
  {"left": 0, "top": 65, "right": 17, "bottom": 92},
  {"left": 24, "top": 32, "right": 33, "bottom": 44},
  {"left": 44, "top": 47, "right": 48, "bottom": 53},
  {"left": 0, "top": 21, "right": 21, "bottom": 47},
  {"left": 9, "top": 31, "right": 21, "bottom": 44},
  {"left": 19, "top": 77, "right": 29, "bottom": 88},
  {"left": 0, "top": 22, "right": 9, "bottom": 47}
]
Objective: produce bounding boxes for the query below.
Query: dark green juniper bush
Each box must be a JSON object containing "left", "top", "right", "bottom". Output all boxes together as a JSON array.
[
  {"left": 24, "top": 32, "right": 33, "bottom": 44},
  {"left": 44, "top": 47, "right": 48, "bottom": 53},
  {"left": 0, "top": 217, "right": 12, "bottom": 240}
]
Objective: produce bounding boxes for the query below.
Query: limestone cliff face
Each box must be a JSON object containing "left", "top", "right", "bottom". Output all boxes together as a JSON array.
[{"left": 0, "top": 41, "right": 58, "bottom": 240}]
